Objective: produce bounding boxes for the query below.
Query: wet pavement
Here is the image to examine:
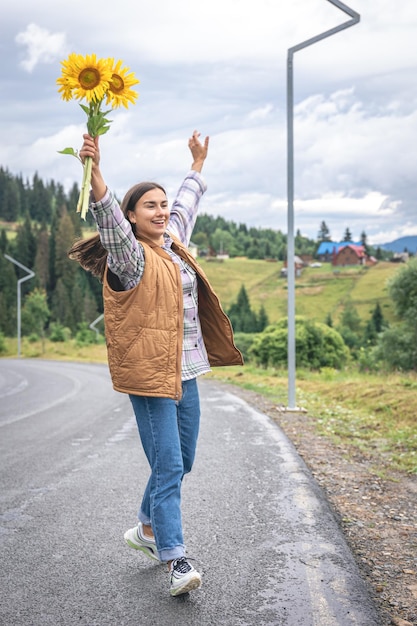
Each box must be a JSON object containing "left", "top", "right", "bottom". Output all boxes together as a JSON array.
[{"left": 0, "top": 359, "right": 380, "bottom": 625}]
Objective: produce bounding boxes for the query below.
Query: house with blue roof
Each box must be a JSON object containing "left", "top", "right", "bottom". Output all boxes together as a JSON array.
[{"left": 316, "top": 241, "right": 362, "bottom": 262}]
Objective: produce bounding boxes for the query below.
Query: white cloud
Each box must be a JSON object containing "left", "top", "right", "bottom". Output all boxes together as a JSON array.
[
  {"left": 1, "top": 0, "right": 416, "bottom": 247},
  {"left": 16, "top": 23, "right": 68, "bottom": 72},
  {"left": 246, "top": 104, "right": 274, "bottom": 123}
]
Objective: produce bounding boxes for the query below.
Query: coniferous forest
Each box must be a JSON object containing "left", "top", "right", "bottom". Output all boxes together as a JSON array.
[
  {"left": 0, "top": 166, "right": 390, "bottom": 343},
  {"left": 0, "top": 167, "right": 105, "bottom": 338},
  {"left": 0, "top": 167, "right": 314, "bottom": 339}
]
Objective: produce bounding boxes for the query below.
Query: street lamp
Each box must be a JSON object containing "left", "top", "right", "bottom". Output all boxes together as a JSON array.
[
  {"left": 286, "top": 0, "right": 360, "bottom": 410},
  {"left": 4, "top": 254, "right": 35, "bottom": 357}
]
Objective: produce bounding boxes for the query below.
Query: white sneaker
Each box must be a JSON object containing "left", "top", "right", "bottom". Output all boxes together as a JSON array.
[
  {"left": 169, "top": 557, "right": 202, "bottom": 596},
  {"left": 124, "top": 523, "right": 160, "bottom": 562}
]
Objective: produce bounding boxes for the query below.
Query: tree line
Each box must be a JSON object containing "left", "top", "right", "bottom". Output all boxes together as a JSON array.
[
  {"left": 245, "top": 259, "right": 417, "bottom": 373},
  {"left": 0, "top": 167, "right": 393, "bottom": 347}
]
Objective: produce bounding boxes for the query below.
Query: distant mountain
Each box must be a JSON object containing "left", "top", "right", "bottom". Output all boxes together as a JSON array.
[{"left": 378, "top": 236, "right": 417, "bottom": 254}]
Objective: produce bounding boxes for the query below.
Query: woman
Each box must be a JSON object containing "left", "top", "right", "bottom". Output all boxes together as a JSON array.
[{"left": 69, "top": 130, "right": 243, "bottom": 596}]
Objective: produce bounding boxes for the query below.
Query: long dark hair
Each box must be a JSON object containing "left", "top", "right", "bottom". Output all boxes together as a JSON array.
[{"left": 68, "top": 182, "right": 166, "bottom": 281}]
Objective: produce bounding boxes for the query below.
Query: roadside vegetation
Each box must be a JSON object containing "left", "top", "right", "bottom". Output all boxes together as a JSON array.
[
  {"left": 1, "top": 171, "right": 416, "bottom": 476},
  {"left": 206, "top": 365, "right": 417, "bottom": 476},
  {"left": 2, "top": 335, "right": 416, "bottom": 475}
]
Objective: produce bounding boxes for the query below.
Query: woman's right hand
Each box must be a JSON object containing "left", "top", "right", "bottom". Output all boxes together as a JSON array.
[
  {"left": 80, "top": 134, "right": 100, "bottom": 166},
  {"left": 79, "top": 134, "right": 107, "bottom": 201}
]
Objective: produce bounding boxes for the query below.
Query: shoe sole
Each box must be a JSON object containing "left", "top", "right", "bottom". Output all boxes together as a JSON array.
[
  {"left": 124, "top": 536, "right": 160, "bottom": 562},
  {"left": 170, "top": 574, "right": 202, "bottom": 596}
]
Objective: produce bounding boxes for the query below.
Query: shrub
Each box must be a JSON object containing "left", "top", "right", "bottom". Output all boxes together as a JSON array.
[
  {"left": 357, "top": 346, "right": 381, "bottom": 373},
  {"left": 49, "top": 322, "right": 72, "bottom": 342},
  {"left": 233, "top": 332, "right": 257, "bottom": 361},
  {"left": 250, "top": 316, "right": 349, "bottom": 370},
  {"left": 373, "top": 324, "right": 417, "bottom": 371},
  {"left": 0, "top": 332, "right": 6, "bottom": 354},
  {"left": 75, "top": 323, "right": 97, "bottom": 347}
]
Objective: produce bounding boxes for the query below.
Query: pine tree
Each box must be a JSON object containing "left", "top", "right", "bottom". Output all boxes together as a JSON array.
[
  {"left": 29, "top": 173, "right": 53, "bottom": 222},
  {"left": 0, "top": 254, "right": 18, "bottom": 335},
  {"left": 325, "top": 313, "right": 333, "bottom": 327},
  {"left": 343, "top": 227, "right": 353, "bottom": 242},
  {"left": 0, "top": 229, "right": 8, "bottom": 254},
  {"left": 11, "top": 213, "right": 37, "bottom": 269},
  {"left": 317, "top": 221, "right": 331, "bottom": 242},
  {"left": 371, "top": 302, "right": 384, "bottom": 333},
  {"left": 34, "top": 227, "right": 50, "bottom": 290},
  {"left": 52, "top": 208, "right": 79, "bottom": 330},
  {"left": 257, "top": 305, "right": 269, "bottom": 332},
  {"left": 227, "top": 285, "right": 261, "bottom": 333},
  {"left": 360, "top": 230, "right": 370, "bottom": 254}
]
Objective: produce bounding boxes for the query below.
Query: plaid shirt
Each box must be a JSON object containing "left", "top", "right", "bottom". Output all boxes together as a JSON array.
[{"left": 90, "top": 171, "right": 211, "bottom": 381}]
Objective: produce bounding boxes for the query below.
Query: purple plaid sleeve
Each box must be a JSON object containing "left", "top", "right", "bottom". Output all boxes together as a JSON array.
[
  {"left": 89, "top": 189, "right": 145, "bottom": 290},
  {"left": 168, "top": 171, "right": 207, "bottom": 245}
]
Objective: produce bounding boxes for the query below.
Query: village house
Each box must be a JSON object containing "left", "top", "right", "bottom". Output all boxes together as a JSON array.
[
  {"left": 316, "top": 241, "right": 377, "bottom": 267},
  {"left": 333, "top": 244, "right": 366, "bottom": 266},
  {"left": 281, "top": 255, "right": 305, "bottom": 277},
  {"left": 316, "top": 240, "right": 362, "bottom": 262}
]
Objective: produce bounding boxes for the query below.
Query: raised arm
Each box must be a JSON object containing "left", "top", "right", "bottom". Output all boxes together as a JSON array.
[
  {"left": 168, "top": 131, "right": 210, "bottom": 245},
  {"left": 188, "top": 130, "right": 209, "bottom": 173}
]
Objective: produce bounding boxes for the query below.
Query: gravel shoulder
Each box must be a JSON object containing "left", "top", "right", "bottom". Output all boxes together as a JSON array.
[{"left": 216, "top": 382, "right": 417, "bottom": 626}]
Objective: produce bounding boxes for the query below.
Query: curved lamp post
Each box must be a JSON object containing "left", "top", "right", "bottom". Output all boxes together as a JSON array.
[
  {"left": 286, "top": 0, "right": 360, "bottom": 409},
  {"left": 4, "top": 254, "right": 35, "bottom": 358}
]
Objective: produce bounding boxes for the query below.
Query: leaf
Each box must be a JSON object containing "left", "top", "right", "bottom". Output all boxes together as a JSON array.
[
  {"left": 79, "top": 103, "right": 91, "bottom": 115},
  {"left": 87, "top": 115, "right": 113, "bottom": 137},
  {"left": 58, "top": 147, "right": 78, "bottom": 157},
  {"left": 97, "top": 126, "right": 111, "bottom": 136}
]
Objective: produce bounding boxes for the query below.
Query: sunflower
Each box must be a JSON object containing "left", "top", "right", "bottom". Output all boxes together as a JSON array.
[
  {"left": 106, "top": 58, "right": 140, "bottom": 109},
  {"left": 57, "top": 53, "right": 113, "bottom": 103},
  {"left": 57, "top": 53, "right": 139, "bottom": 220},
  {"left": 56, "top": 76, "right": 73, "bottom": 102}
]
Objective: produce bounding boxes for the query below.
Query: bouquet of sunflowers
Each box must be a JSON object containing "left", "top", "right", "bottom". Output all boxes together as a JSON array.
[{"left": 57, "top": 53, "right": 139, "bottom": 219}]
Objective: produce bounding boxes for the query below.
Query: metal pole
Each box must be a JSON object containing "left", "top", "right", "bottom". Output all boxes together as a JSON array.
[
  {"left": 287, "top": 51, "right": 296, "bottom": 409},
  {"left": 89, "top": 313, "right": 104, "bottom": 337},
  {"left": 286, "top": 0, "right": 360, "bottom": 409},
  {"left": 4, "top": 254, "right": 35, "bottom": 357}
]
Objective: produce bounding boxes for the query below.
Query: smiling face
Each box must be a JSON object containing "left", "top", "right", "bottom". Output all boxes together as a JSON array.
[{"left": 127, "top": 188, "right": 170, "bottom": 245}]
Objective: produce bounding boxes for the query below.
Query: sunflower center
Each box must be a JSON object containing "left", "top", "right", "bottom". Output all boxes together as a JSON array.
[
  {"left": 78, "top": 67, "right": 101, "bottom": 90},
  {"left": 109, "top": 73, "right": 125, "bottom": 94}
]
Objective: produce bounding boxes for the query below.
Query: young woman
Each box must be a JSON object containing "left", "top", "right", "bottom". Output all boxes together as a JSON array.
[{"left": 69, "top": 131, "right": 243, "bottom": 596}]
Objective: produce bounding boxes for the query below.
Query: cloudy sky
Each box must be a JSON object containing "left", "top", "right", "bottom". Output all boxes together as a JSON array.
[{"left": 1, "top": 0, "right": 416, "bottom": 244}]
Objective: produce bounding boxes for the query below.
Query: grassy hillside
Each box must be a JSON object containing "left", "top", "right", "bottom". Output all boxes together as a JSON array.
[{"left": 198, "top": 258, "right": 402, "bottom": 326}]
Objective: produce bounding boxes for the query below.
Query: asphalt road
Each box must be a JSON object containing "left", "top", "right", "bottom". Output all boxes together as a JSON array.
[{"left": 0, "top": 359, "right": 380, "bottom": 626}]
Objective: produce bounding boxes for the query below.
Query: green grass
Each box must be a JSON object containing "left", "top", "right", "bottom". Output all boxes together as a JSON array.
[
  {"left": 200, "top": 258, "right": 401, "bottom": 326},
  {"left": 207, "top": 364, "right": 417, "bottom": 476}
]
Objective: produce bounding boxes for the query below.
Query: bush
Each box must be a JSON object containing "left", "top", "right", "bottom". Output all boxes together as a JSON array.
[
  {"left": 75, "top": 323, "right": 98, "bottom": 347},
  {"left": 250, "top": 316, "right": 350, "bottom": 370},
  {"left": 373, "top": 324, "right": 417, "bottom": 371},
  {"left": 233, "top": 332, "right": 257, "bottom": 361},
  {"left": 0, "top": 332, "right": 6, "bottom": 354},
  {"left": 357, "top": 346, "right": 381, "bottom": 372},
  {"left": 49, "top": 322, "right": 72, "bottom": 342}
]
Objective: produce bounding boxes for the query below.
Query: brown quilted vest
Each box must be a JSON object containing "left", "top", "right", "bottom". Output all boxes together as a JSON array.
[{"left": 103, "top": 233, "right": 243, "bottom": 399}]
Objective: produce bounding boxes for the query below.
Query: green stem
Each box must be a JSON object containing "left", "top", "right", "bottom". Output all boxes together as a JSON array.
[
  {"left": 76, "top": 159, "right": 88, "bottom": 214},
  {"left": 80, "top": 156, "right": 93, "bottom": 220},
  {"left": 76, "top": 102, "right": 102, "bottom": 218}
]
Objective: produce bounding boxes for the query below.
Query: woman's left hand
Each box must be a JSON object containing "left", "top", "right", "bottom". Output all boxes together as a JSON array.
[{"left": 189, "top": 130, "right": 209, "bottom": 172}]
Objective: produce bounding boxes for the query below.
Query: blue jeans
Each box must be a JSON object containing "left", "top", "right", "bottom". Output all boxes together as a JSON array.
[{"left": 129, "top": 378, "right": 200, "bottom": 562}]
